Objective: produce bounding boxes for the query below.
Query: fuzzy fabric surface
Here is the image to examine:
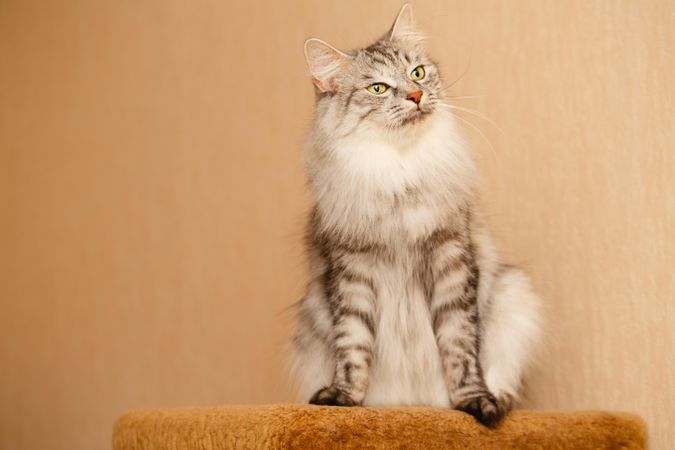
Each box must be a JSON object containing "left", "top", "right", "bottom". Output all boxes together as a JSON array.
[{"left": 113, "top": 404, "right": 646, "bottom": 450}]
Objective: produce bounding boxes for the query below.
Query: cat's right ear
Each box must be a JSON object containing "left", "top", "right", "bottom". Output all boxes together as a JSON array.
[{"left": 304, "top": 38, "right": 352, "bottom": 93}]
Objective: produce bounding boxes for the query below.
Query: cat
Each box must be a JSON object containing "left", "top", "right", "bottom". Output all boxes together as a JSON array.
[{"left": 291, "top": 4, "right": 542, "bottom": 427}]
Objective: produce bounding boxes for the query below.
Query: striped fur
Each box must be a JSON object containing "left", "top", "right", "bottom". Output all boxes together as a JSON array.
[{"left": 291, "top": 4, "right": 542, "bottom": 427}]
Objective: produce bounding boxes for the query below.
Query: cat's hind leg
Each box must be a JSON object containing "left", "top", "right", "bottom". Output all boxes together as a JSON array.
[{"left": 290, "top": 290, "right": 334, "bottom": 403}]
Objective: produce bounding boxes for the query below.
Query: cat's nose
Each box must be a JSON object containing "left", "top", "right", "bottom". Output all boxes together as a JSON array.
[{"left": 406, "top": 90, "right": 423, "bottom": 104}]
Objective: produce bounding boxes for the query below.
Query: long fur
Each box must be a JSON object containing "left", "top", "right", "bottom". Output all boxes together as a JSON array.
[{"left": 291, "top": 4, "right": 542, "bottom": 425}]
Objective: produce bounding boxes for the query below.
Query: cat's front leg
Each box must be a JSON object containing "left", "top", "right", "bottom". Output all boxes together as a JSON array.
[
  {"left": 309, "top": 252, "right": 376, "bottom": 407},
  {"left": 427, "top": 230, "right": 506, "bottom": 427}
]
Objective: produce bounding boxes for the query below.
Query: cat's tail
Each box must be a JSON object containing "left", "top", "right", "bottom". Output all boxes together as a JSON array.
[{"left": 480, "top": 265, "right": 544, "bottom": 407}]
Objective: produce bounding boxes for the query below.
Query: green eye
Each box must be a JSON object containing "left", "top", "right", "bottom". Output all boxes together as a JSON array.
[
  {"left": 367, "top": 83, "right": 389, "bottom": 94},
  {"left": 410, "top": 65, "right": 426, "bottom": 81}
]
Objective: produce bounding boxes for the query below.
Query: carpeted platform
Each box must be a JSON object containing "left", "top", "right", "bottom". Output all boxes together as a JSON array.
[{"left": 113, "top": 404, "right": 646, "bottom": 449}]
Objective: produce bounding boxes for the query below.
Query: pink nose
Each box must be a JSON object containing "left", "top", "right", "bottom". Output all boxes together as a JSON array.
[{"left": 406, "top": 90, "right": 423, "bottom": 104}]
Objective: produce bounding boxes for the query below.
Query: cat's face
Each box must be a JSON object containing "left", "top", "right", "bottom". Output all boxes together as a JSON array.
[{"left": 305, "top": 4, "right": 444, "bottom": 132}]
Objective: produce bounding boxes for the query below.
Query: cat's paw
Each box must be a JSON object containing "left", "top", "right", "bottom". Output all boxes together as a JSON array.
[
  {"left": 309, "top": 386, "right": 359, "bottom": 407},
  {"left": 455, "top": 391, "right": 506, "bottom": 427}
]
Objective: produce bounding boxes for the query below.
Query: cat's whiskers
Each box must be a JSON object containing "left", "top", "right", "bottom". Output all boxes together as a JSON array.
[
  {"left": 445, "top": 95, "right": 481, "bottom": 101},
  {"left": 428, "top": 101, "right": 496, "bottom": 156},
  {"left": 452, "top": 112, "right": 496, "bottom": 155},
  {"left": 438, "top": 58, "right": 472, "bottom": 94},
  {"left": 438, "top": 103, "right": 504, "bottom": 135}
]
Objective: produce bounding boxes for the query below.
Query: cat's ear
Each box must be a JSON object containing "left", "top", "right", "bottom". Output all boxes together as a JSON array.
[
  {"left": 389, "top": 3, "right": 419, "bottom": 42},
  {"left": 304, "top": 38, "right": 352, "bottom": 93}
]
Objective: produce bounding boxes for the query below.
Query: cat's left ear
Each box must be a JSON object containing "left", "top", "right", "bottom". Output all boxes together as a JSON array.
[
  {"left": 389, "top": 3, "right": 420, "bottom": 42},
  {"left": 304, "top": 38, "right": 352, "bottom": 93}
]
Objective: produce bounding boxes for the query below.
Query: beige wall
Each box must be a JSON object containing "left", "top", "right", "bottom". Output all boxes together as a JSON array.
[{"left": 1, "top": 1, "right": 673, "bottom": 449}]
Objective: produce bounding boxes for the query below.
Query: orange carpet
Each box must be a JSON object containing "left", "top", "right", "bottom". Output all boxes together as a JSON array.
[{"left": 113, "top": 404, "right": 646, "bottom": 449}]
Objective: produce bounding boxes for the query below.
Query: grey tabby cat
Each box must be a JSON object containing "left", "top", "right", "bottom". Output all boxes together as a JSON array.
[{"left": 291, "top": 4, "right": 542, "bottom": 427}]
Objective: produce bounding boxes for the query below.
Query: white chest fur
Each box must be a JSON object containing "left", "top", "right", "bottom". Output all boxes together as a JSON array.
[{"left": 308, "top": 111, "right": 475, "bottom": 244}]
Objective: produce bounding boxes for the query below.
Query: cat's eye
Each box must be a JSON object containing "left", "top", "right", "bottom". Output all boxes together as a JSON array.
[
  {"left": 367, "top": 83, "right": 389, "bottom": 95},
  {"left": 410, "top": 65, "right": 426, "bottom": 81}
]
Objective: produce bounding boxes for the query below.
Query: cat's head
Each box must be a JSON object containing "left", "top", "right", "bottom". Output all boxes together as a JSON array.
[{"left": 304, "top": 4, "right": 444, "bottom": 131}]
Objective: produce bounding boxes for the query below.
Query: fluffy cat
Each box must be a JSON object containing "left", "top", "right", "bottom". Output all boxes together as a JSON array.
[{"left": 291, "top": 4, "right": 542, "bottom": 427}]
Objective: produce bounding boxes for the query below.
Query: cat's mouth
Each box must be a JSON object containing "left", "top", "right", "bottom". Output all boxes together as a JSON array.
[{"left": 398, "top": 107, "right": 432, "bottom": 126}]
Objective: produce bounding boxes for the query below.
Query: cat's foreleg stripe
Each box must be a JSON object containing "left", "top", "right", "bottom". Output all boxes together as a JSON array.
[
  {"left": 335, "top": 305, "right": 376, "bottom": 336},
  {"left": 333, "top": 315, "right": 373, "bottom": 348},
  {"left": 426, "top": 235, "right": 503, "bottom": 425},
  {"left": 317, "top": 260, "right": 377, "bottom": 405},
  {"left": 339, "top": 267, "right": 377, "bottom": 293},
  {"left": 329, "top": 318, "right": 373, "bottom": 402},
  {"left": 337, "top": 280, "right": 376, "bottom": 310},
  {"left": 430, "top": 265, "right": 472, "bottom": 332},
  {"left": 431, "top": 241, "right": 465, "bottom": 277}
]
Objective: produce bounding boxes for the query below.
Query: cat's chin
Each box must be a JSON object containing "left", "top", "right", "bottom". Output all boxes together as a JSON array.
[{"left": 396, "top": 109, "right": 433, "bottom": 127}]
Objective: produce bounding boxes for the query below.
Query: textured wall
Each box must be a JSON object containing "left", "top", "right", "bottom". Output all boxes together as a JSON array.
[{"left": 0, "top": 1, "right": 673, "bottom": 449}]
